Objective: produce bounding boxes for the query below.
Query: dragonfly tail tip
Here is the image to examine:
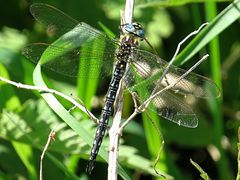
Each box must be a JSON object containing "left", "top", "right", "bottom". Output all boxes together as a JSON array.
[{"left": 86, "top": 160, "right": 95, "bottom": 174}]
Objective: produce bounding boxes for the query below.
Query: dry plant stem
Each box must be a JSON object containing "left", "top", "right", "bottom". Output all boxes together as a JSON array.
[
  {"left": 153, "top": 143, "right": 165, "bottom": 176},
  {"left": 124, "top": 0, "right": 134, "bottom": 23},
  {"left": 0, "top": 76, "right": 98, "bottom": 123},
  {"left": 40, "top": 129, "right": 55, "bottom": 180},
  {"left": 107, "top": 0, "right": 134, "bottom": 179},
  {"left": 108, "top": 80, "right": 124, "bottom": 180},
  {"left": 237, "top": 127, "right": 240, "bottom": 180}
]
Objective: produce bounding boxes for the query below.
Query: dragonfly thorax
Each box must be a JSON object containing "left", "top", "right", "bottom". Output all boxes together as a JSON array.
[{"left": 116, "top": 43, "right": 132, "bottom": 62}]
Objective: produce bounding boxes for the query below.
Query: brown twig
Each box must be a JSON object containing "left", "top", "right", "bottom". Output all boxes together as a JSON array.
[
  {"left": 40, "top": 129, "right": 56, "bottom": 180},
  {"left": 0, "top": 76, "right": 98, "bottom": 123}
]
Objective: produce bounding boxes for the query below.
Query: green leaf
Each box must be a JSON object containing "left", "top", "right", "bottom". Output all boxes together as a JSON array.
[
  {"left": 0, "top": 63, "right": 21, "bottom": 110},
  {"left": 0, "top": 100, "right": 91, "bottom": 154},
  {"left": 0, "top": 141, "right": 29, "bottom": 179},
  {"left": 98, "top": 22, "right": 115, "bottom": 39},
  {"left": 204, "top": 1, "right": 227, "bottom": 179},
  {"left": 77, "top": 34, "right": 105, "bottom": 109},
  {"left": 0, "top": 27, "right": 27, "bottom": 51},
  {"left": 175, "top": 0, "right": 240, "bottom": 65},
  {"left": 0, "top": 109, "right": 79, "bottom": 179},
  {"left": 0, "top": 100, "right": 170, "bottom": 178},
  {"left": 136, "top": 0, "right": 232, "bottom": 8},
  {"left": 142, "top": 112, "right": 169, "bottom": 174},
  {"left": 190, "top": 159, "right": 210, "bottom": 180},
  {"left": 119, "top": 145, "right": 173, "bottom": 179},
  {"left": 12, "top": 141, "right": 38, "bottom": 180},
  {"left": 162, "top": 116, "right": 214, "bottom": 146}
]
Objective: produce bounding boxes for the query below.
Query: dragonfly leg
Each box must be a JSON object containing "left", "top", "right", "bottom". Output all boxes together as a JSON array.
[{"left": 130, "top": 92, "right": 145, "bottom": 113}]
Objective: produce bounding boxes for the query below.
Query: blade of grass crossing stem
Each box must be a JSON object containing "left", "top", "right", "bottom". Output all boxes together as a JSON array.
[
  {"left": 204, "top": 1, "right": 227, "bottom": 180},
  {"left": 72, "top": 35, "right": 106, "bottom": 174},
  {"left": 174, "top": 0, "right": 240, "bottom": 66},
  {"left": 190, "top": 4, "right": 202, "bottom": 28},
  {"left": 82, "top": 37, "right": 105, "bottom": 109},
  {"left": 190, "top": 3, "right": 208, "bottom": 58},
  {"left": 136, "top": 0, "right": 231, "bottom": 8},
  {"left": 76, "top": 44, "right": 91, "bottom": 106},
  {"left": 77, "top": 34, "right": 106, "bottom": 109},
  {"left": 98, "top": 22, "right": 115, "bottom": 39},
  {"left": 32, "top": 64, "right": 130, "bottom": 180}
]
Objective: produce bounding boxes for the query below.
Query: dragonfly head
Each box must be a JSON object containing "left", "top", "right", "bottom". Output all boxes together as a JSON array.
[
  {"left": 121, "top": 22, "right": 145, "bottom": 41},
  {"left": 120, "top": 22, "right": 157, "bottom": 54}
]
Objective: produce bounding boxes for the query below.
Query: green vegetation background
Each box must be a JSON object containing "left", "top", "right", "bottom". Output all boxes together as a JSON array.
[{"left": 0, "top": 0, "right": 239, "bottom": 179}]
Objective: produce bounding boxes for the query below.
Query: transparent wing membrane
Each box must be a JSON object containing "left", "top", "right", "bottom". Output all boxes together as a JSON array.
[
  {"left": 23, "top": 23, "right": 117, "bottom": 78},
  {"left": 150, "top": 90, "right": 198, "bottom": 128},
  {"left": 126, "top": 49, "right": 220, "bottom": 98},
  {"left": 124, "top": 49, "right": 220, "bottom": 127},
  {"left": 30, "top": 3, "right": 79, "bottom": 37}
]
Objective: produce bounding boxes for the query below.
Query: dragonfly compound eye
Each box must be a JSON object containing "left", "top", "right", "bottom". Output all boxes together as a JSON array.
[
  {"left": 136, "top": 29, "right": 145, "bottom": 38},
  {"left": 132, "top": 22, "right": 145, "bottom": 38},
  {"left": 124, "top": 24, "right": 135, "bottom": 33}
]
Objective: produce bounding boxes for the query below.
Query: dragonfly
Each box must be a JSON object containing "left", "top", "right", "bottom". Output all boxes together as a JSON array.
[{"left": 22, "top": 3, "right": 220, "bottom": 174}]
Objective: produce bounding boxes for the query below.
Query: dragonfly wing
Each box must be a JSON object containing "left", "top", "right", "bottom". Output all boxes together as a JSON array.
[
  {"left": 148, "top": 90, "right": 198, "bottom": 128},
  {"left": 30, "top": 3, "right": 79, "bottom": 37},
  {"left": 23, "top": 43, "right": 79, "bottom": 77},
  {"left": 125, "top": 66, "right": 198, "bottom": 127},
  {"left": 160, "top": 62, "right": 221, "bottom": 98},
  {"left": 125, "top": 49, "right": 220, "bottom": 99},
  {"left": 23, "top": 19, "right": 117, "bottom": 78},
  {"left": 123, "top": 49, "right": 221, "bottom": 127},
  {"left": 22, "top": 41, "right": 116, "bottom": 78},
  {"left": 30, "top": 3, "right": 115, "bottom": 46}
]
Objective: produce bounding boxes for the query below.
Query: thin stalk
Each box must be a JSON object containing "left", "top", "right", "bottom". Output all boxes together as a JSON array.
[
  {"left": 0, "top": 76, "right": 98, "bottom": 123},
  {"left": 107, "top": 0, "right": 134, "bottom": 179},
  {"left": 237, "top": 127, "right": 240, "bottom": 180},
  {"left": 204, "top": 1, "right": 227, "bottom": 180}
]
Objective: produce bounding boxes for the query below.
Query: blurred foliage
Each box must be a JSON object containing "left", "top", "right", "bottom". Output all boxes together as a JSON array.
[
  {"left": 0, "top": 0, "right": 240, "bottom": 180},
  {"left": 190, "top": 159, "right": 210, "bottom": 180}
]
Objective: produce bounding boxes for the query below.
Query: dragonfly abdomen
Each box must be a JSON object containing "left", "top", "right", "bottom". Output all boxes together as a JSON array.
[{"left": 86, "top": 43, "right": 131, "bottom": 174}]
